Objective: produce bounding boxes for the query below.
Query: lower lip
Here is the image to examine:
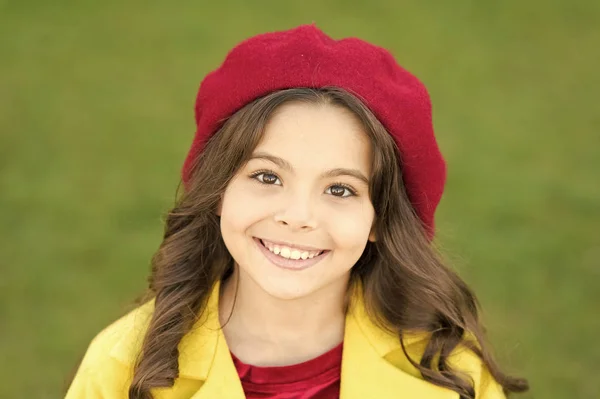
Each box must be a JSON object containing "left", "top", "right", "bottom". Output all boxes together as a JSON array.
[{"left": 253, "top": 237, "right": 330, "bottom": 271}]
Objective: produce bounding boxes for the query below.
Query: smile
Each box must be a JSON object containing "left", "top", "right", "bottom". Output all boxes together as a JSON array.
[{"left": 254, "top": 237, "right": 330, "bottom": 271}]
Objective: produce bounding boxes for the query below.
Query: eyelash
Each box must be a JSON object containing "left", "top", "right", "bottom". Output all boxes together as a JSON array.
[{"left": 249, "top": 169, "right": 358, "bottom": 198}]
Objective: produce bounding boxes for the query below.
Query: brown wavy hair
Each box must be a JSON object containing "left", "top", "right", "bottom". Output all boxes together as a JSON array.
[{"left": 128, "top": 87, "right": 529, "bottom": 398}]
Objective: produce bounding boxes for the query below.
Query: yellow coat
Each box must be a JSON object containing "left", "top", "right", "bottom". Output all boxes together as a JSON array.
[{"left": 66, "top": 283, "right": 504, "bottom": 398}]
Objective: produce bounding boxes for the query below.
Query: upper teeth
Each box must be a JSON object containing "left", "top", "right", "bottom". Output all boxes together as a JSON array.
[{"left": 262, "top": 240, "right": 322, "bottom": 260}]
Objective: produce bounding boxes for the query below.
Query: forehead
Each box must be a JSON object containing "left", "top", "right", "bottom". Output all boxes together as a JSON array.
[{"left": 254, "top": 102, "right": 372, "bottom": 173}]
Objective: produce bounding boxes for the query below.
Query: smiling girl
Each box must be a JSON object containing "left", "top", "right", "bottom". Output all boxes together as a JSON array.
[{"left": 66, "top": 25, "right": 528, "bottom": 399}]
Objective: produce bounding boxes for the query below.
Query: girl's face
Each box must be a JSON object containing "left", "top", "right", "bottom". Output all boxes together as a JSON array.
[{"left": 219, "top": 102, "right": 376, "bottom": 300}]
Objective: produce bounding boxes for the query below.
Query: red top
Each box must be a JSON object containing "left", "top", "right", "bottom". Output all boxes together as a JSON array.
[{"left": 231, "top": 343, "right": 343, "bottom": 399}]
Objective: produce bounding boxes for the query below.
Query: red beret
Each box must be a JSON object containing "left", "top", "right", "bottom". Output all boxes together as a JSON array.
[{"left": 182, "top": 24, "right": 446, "bottom": 238}]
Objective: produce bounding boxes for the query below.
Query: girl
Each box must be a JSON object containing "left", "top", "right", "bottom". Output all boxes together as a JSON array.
[{"left": 66, "top": 25, "right": 528, "bottom": 399}]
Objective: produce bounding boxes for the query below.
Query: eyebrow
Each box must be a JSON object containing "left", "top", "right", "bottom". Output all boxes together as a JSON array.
[{"left": 249, "top": 152, "right": 370, "bottom": 185}]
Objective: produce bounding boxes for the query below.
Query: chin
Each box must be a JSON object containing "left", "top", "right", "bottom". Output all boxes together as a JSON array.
[{"left": 256, "top": 278, "right": 320, "bottom": 301}]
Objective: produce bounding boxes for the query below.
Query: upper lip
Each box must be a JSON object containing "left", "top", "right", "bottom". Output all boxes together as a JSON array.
[{"left": 257, "top": 237, "right": 327, "bottom": 252}]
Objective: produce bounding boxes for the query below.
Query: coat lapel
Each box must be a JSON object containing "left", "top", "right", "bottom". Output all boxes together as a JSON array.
[
  {"left": 341, "top": 289, "right": 458, "bottom": 399},
  {"left": 179, "top": 282, "right": 245, "bottom": 399},
  {"left": 188, "top": 329, "right": 245, "bottom": 399},
  {"left": 110, "top": 282, "right": 245, "bottom": 399}
]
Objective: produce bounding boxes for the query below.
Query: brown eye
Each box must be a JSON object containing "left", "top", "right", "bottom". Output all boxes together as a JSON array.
[
  {"left": 262, "top": 173, "right": 278, "bottom": 184},
  {"left": 330, "top": 186, "right": 345, "bottom": 196},
  {"left": 327, "top": 185, "right": 355, "bottom": 198},
  {"left": 253, "top": 172, "right": 281, "bottom": 185}
]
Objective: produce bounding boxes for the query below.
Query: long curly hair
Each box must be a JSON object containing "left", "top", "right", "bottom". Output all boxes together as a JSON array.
[{"left": 128, "top": 87, "right": 528, "bottom": 398}]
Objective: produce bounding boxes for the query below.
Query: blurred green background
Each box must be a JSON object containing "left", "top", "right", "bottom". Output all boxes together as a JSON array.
[{"left": 1, "top": 0, "right": 598, "bottom": 398}]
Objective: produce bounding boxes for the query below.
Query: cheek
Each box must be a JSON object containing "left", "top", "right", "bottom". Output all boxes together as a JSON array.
[
  {"left": 325, "top": 203, "right": 375, "bottom": 251},
  {"left": 220, "top": 180, "right": 271, "bottom": 233}
]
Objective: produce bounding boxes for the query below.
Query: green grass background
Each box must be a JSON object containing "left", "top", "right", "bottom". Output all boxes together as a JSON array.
[{"left": 1, "top": 1, "right": 598, "bottom": 398}]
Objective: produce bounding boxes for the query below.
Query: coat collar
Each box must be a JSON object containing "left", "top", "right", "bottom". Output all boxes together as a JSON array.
[
  {"left": 341, "top": 287, "right": 457, "bottom": 398},
  {"left": 109, "top": 283, "right": 228, "bottom": 381},
  {"left": 110, "top": 281, "right": 456, "bottom": 398}
]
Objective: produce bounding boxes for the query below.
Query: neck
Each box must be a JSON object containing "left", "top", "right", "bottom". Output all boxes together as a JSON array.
[{"left": 219, "top": 267, "right": 348, "bottom": 366}]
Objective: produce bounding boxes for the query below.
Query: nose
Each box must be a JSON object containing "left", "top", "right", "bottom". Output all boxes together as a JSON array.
[{"left": 273, "top": 194, "right": 317, "bottom": 231}]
